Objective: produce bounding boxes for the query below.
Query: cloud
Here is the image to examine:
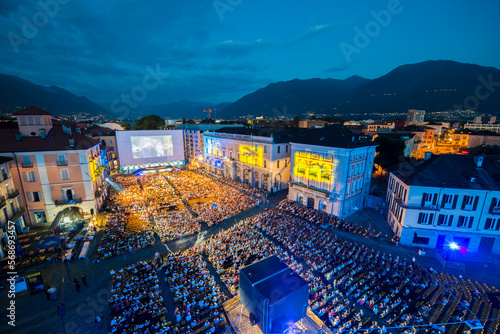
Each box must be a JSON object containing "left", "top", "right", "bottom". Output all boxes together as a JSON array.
[
  {"left": 321, "top": 63, "right": 352, "bottom": 75},
  {"left": 282, "top": 18, "right": 355, "bottom": 49},
  {"left": 213, "top": 39, "right": 274, "bottom": 58}
]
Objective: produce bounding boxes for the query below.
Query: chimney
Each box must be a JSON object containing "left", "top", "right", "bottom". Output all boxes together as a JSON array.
[
  {"left": 15, "top": 132, "right": 22, "bottom": 141},
  {"left": 40, "top": 128, "right": 46, "bottom": 139}
]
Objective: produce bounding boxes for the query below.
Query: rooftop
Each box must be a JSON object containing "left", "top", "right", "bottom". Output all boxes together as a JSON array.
[
  {"left": 13, "top": 106, "right": 52, "bottom": 116},
  {"left": 211, "top": 125, "right": 376, "bottom": 148},
  {"left": 0, "top": 156, "right": 13, "bottom": 165},
  {"left": 393, "top": 154, "right": 500, "bottom": 190},
  {"left": 0, "top": 120, "right": 101, "bottom": 153}
]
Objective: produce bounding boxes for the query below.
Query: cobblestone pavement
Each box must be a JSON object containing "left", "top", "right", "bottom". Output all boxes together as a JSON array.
[{"left": 1, "top": 191, "right": 499, "bottom": 333}]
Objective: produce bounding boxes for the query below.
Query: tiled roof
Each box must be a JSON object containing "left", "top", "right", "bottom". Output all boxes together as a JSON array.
[
  {"left": 0, "top": 121, "right": 100, "bottom": 153},
  {"left": 13, "top": 106, "right": 52, "bottom": 116}
]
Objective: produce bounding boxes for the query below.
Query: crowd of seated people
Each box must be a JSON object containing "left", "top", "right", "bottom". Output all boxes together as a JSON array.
[
  {"left": 108, "top": 260, "right": 169, "bottom": 333},
  {"left": 253, "top": 207, "right": 494, "bottom": 333},
  {"left": 164, "top": 250, "right": 228, "bottom": 334},
  {"left": 278, "top": 199, "right": 384, "bottom": 239},
  {"left": 94, "top": 211, "right": 154, "bottom": 262},
  {"left": 195, "top": 169, "right": 267, "bottom": 198},
  {"left": 202, "top": 219, "right": 281, "bottom": 295},
  {"left": 167, "top": 171, "right": 258, "bottom": 227},
  {"left": 141, "top": 174, "right": 201, "bottom": 242}
]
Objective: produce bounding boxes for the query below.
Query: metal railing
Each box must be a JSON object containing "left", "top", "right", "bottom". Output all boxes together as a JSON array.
[
  {"left": 7, "top": 189, "right": 19, "bottom": 199},
  {"left": 54, "top": 198, "right": 83, "bottom": 206}
]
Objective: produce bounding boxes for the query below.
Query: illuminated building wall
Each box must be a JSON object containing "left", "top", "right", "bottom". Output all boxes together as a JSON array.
[
  {"left": 239, "top": 144, "right": 264, "bottom": 167},
  {"left": 202, "top": 131, "right": 291, "bottom": 192},
  {"left": 289, "top": 142, "right": 376, "bottom": 218}
]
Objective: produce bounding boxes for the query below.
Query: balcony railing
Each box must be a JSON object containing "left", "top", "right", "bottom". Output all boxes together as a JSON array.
[
  {"left": 54, "top": 198, "right": 82, "bottom": 206},
  {"left": 10, "top": 206, "right": 25, "bottom": 222},
  {"left": 57, "top": 161, "right": 68, "bottom": 166},
  {"left": 7, "top": 189, "right": 19, "bottom": 199},
  {"left": 22, "top": 162, "right": 33, "bottom": 168}
]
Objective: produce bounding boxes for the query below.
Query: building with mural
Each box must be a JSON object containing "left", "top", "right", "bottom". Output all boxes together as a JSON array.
[
  {"left": 202, "top": 127, "right": 292, "bottom": 192},
  {"left": 288, "top": 125, "right": 377, "bottom": 217}
]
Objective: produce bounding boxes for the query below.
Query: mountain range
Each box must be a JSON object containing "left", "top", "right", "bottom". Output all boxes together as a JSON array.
[{"left": 1, "top": 60, "right": 499, "bottom": 120}]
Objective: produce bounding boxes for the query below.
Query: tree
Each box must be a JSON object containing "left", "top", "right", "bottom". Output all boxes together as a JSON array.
[
  {"left": 374, "top": 135, "right": 406, "bottom": 169},
  {"left": 134, "top": 115, "right": 165, "bottom": 130},
  {"left": 122, "top": 122, "right": 132, "bottom": 130}
]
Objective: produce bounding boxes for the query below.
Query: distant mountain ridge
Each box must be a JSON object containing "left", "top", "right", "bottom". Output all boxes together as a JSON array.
[
  {"left": 0, "top": 74, "right": 111, "bottom": 117},
  {"left": 1, "top": 60, "right": 499, "bottom": 120},
  {"left": 220, "top": 60, "right": 500, "bottom": 118}
]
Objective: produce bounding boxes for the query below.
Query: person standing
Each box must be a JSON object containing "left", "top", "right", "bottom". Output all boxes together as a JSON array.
[
  {"left": 74, "top": 278, "right": 81, "bottom": 292},
  {"left": 95, "top": 314, "right": 102, "bottom": 329},
  {"left": 81, "top": 275, "right": 87, "bottom": 286}
]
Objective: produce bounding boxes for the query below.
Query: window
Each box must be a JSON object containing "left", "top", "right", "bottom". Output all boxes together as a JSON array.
[
  {"left": 417, "top": 212, "right": 434, "bottom": 225},
  {"left": 57, "top": 154, "right": 67, "bottom": 166},
  {"left": 109, "top": 139, "right": 113, "bottom": 143},
  {"left": 28, "top": 191, "right": 42, "bottom": 202},
  {"left": 264, "top": 146, "right": 267, "bottom": 153},
  {"left": 20, "top": 117, "right": 27, "bottom": 125},
  {"left": 457, "top": 216, "right": 474, "bottom": 228},
  {"left": 441, "top": 194, "right": 457, "bottom": 209},
  {"left": 286, "top": 145, "right": 289, "bottom": 153},
  {"left": 1, "top": 167, "right": 7, "bottom": 180},
  {"left": 61, "top": 169, "right": 70, "bottom": 180},
  {"left": 35, "top": 117, "right": 41, "bottom": 125},
  {"left": 461, "top": 195, "right": 478, "bottom": 211},
  {"left": 484, "top": 218, "right": 500, "bottom": 231},
  {"left": 489, "top": 198, "right": 500, "bottom": 214},
  {"left": 285, "top": 159, "right": 288, "bottom": 167},
  {"left": 264, "top": 160, "right": 267, "bottom": 168},
  {"left": 421, "top": 193, "right": 437, "bottom": 208},
  {"left": 277, "top": 146, "right": 281, "bottom": 154},
  {"left": 277, "top": 160, "right": 280, "bottom": 168},
  {"left": 437, "top": 214, "right": 453, "bottom": 227},
  {"left": 27, "top": 117, "right": 34, "bottom": 125},
  {"left": 23, "top": 171, "right": 38, "bottom": 182},
  {"left": 412, "top": 233, "right": 430, "bottom": 245},
  {"left": 23, "top": 156, "right": 32, "bottom": 167}
]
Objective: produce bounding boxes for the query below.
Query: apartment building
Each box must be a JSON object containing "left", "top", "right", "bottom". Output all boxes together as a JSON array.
[
  {"left": 177, "top": 124, "right": 244, "bottom": 163},
  {"left": 0, "top": 107, "right": 108, "bottom": 226},
  {"left": 386, "top": 154, "right": 500, "bottom": 254},
  {"left": 202, "top": 127, "right": 291, "bottom": 192},
  {"left": 289, "top": 125, "right": 377, "bottom": 218}
]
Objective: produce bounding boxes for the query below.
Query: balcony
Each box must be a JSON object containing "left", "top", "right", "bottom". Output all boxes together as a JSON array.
[
  {"left": 54, "top": 198, "right": 82, "bottom": 206},
  {"left": 22, "top": 162, "right": 33, "bottom": 168},
  {"left": 10, "top": 206, "right": 25, "bottom": 222},
  {"left": 7, "top": 189, "right": 19, "bottom": 199}
]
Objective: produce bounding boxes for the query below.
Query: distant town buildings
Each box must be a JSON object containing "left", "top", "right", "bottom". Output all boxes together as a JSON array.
[
  {"left": 406, "top": 109, "right": 425, "bottom": 124},
  {"left": 386, "top": 154, "right": 500, "bottom": 254}
]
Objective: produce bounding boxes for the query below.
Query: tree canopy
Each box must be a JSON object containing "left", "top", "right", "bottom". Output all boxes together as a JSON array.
[
  {"left": 133, "top": 115, "right": 165, "bottom": 130},
  {"left": 374, "top": 135, "right": 406, "bottom": 169}
]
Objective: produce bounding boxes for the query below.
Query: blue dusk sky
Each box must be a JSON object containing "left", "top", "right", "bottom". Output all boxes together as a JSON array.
[{"left": 0, "top": 0, "right": 499, "bottom": 105}]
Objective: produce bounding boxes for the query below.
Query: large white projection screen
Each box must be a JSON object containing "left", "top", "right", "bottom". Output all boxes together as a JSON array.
[{"left": 116, "top": 130, "right": 185, "bottom": 166}]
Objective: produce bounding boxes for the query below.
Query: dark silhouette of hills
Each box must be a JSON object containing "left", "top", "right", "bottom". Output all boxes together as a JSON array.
[
  {"left": 2, "top": 60, "right": 499, "bottom": 120},
  {"left": 220, "top": 60, "right": 500, "bottom": 118},
  {"left": 0, "top": 74, "right": 110, "bottom": 117}
]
